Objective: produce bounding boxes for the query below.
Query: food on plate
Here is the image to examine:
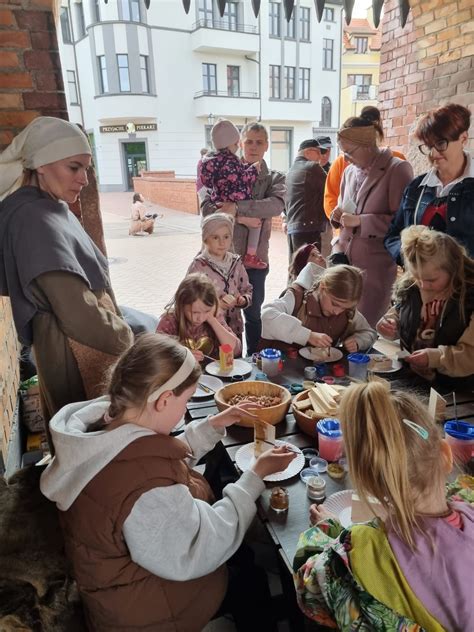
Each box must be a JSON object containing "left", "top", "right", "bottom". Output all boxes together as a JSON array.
[
  {"left": 293, "top": 383, "right": 345, "bottom": 418},
  {"left": 368, "top": 354, "right": 393, "bottom": 371},
  {"left": 351, "top": 493, "right": 386, "bottom": 522},
  {"left": 227, "top": 393, "right": 282, "bottom": 407},
  {"left": 254, "top": 419, "right": 275, "bottom": 457},
  {"left": 327, "top": 463, "right": 346, "bottom": 480}
]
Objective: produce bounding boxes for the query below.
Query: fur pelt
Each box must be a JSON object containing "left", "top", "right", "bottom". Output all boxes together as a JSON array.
[{"left": 0, "top": 465, "right": 86, "bottom": 632}]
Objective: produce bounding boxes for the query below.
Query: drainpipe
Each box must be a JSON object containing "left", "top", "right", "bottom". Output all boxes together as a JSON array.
[
  {"left": 67, "top": 0, "right": 85, "bottom": 127},
  {"left": 337, "top": 5, "right": 343, "bottom": 128}
]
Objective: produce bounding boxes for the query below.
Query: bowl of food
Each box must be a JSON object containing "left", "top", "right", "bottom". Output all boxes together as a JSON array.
[
  {"left": 292, "top": 383, "right": 346, "bottom": 437},
  {"left": 214, "top": 381, "right": 291, "bottom": 427}
]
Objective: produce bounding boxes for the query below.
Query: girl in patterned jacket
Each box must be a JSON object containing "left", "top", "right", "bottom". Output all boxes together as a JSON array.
[
  {"left": 187, "top": 213, "right": 252, "bottom": 342},
  {"left": 200, "top": 119, "right": 267, "bottom": 270}
]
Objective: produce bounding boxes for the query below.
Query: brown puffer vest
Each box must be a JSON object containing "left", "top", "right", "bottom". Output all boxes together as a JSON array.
[
  {"left": 60, "top": 434, "right": 228, "bottom": 631},
  {"left": 259, "top": 283, "right": 350, "bottom": 352}
]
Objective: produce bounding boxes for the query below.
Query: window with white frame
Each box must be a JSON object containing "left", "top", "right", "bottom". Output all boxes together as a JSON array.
[
  {"left": 91, "top": 0, "right": 100, "bottom": 22},
  {"left": 323, "top": 38, "right": 334, "bottom": 70},
  {"left": 321, "top": 97, "right": 332, "bottom": 126},
  {"left": 269, "top": 64, "right": 280, "bottom": 99},
  {"left": 284, "top": 66, "right": 295, "bottom": 99},
  {"left": 117, "top": 54, "right": 131, "bottom": 92},
  {"left": 270, "top": 128, "right": 292, "bottom": 171},
  {"left": 97, "top": 55, "right": 108, "bottom": 93},
  {"left": 300, "top": 6, "right": 310, "bottom": 41},
  {"left": 323, "top": 7, "right": 334, "bottom": 21},
  {"left": 347, "top": 73, "right": 372, "bottom": 97},
  {"left": 67, "top": 70, "right": 79, "bottom": 104},
  {"left": 60, "top": 7, "right": 71, "bottom": 43},
  {"left": 222, "top": 2, "right": 238, "bottom": 29},
  {"left": 354, "top": 36, "right": 368, "bottom": 53},
  {"left": 202, "top": 63, "right": 217, "bottom": 94},
  {"left": 140, "top": 55, "right": 149, "bottom": 93},
  {"left": 198, "top": 0, "right": 213, "bottom": 26},
  {"left": 75, "top": 2, "right": 86, "bottom": 38},
  {"left": 269, "top": 2, "right": 280, "bottom": 36},
  {"left": 121, "top": 0, "right": 140, "bottom": 22},
  {"left": 227, "top": 65, "right": 240, "bottom": 96},
  {"left": 299, "top": 67, "right": 310, "bottom": 100},
  {"left": 284, "top": 9, "right": 296, "bottom": 38}
]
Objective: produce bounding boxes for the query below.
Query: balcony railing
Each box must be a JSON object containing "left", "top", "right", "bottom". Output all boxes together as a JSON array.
[
  {"left": 192, "top": 18, "right": 258, "bottom": 34},
  {"left": 194, "top": 90, "right": 259, "bottom": 99}
]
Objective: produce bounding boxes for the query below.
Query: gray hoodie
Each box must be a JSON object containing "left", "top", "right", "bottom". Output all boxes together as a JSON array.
[{"left": 41, "top": 396, "right": 265, "bottom": 581}]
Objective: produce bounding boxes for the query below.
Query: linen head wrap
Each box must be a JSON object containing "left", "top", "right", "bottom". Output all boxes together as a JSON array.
[
  {"left": 201, "top": 212, "right": 235, "bottom": 242},
  {"left": 337, "top": 124, "right": 377, "bottom": 147},
  {"left": 0, "top": 116, "right": 91, "bottom": 200}
]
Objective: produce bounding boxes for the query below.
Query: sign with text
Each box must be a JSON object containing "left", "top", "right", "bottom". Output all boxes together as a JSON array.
[{"left": 100, "top": 123, "right": 157, "bottom": 134}]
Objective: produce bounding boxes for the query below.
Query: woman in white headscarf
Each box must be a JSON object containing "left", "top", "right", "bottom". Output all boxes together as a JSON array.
[{"left": 0, "top": 117, "right": 133, "bottom": 431}]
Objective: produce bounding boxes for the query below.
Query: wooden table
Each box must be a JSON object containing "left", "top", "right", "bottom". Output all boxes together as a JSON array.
[{"left": 185, "top": 353, "right": 474, "bottom": 631}]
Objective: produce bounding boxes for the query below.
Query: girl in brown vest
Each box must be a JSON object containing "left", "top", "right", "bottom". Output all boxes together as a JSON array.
[
  {"left": 261, "top": 264, "right": 376, "bottom": 353},
  {"left": 41, "top": 333, "right": 295, "bottom": 631}
]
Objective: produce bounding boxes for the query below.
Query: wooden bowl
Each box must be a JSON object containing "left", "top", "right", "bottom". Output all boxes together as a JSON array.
[
  {"left": 214, "top": 381, "right": 291, "bottom": 427},
  {"left": 292, "top": 388, "right": 344, "bottom": 437}
]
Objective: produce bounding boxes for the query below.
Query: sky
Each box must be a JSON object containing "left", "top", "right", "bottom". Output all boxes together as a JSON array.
[{"left": 352, "top": 0, "right": 373, "bottom": 18}]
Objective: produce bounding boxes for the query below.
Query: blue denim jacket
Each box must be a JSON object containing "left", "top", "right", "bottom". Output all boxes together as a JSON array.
[{"left": 384, "top": 174, "right": 474, "bottom": 265}]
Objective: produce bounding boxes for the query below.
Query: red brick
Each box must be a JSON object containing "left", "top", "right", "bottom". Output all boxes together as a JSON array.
[
  {"left": 31, "top": 30, "right": 56, "bottom": 49},
  {"left": 24, "top": 50, "right": 60, "bottom": 70},
  {"left": 437, "top": 26, "right": 461, "bottom": 42},
  {"left": 0, "top": 110, "right": 38, "bottom": 127},
  {"left": 14, "top": 9, "right": 49, "bottom": 30},
  {"left": 0, "top": 9, "right": 15, "bottom": 25},
  {"left": 35, "top": 70, "right": 64, "bottom": 91},
  {"left": 438, "top": 49, "right": 462, "bottom": 64},
  {"left": 0, "top": 51, "right": 19, "bottom": 67},
  {"left": 447, "top": 10, "right": 472, "bottom": 26},
  {"left": 0, "top": 72, "right": 33, "bottom": 88},
  {"left": 23, "top": 91, "right": 64, "bottom": 109},
  {"left": 0, "top": 30, "right": 29, "bottom": 48},
  {"left": 0, "top": 93, "right": 22, "bottom": 108}
]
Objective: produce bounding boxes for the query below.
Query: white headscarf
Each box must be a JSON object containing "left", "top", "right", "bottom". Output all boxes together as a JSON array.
[{"left": 0, "top": 116, "right": 91, "bottom": 201}]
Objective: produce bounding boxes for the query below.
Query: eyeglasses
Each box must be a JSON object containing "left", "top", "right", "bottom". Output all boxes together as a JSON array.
[
  {"left": 340, "top": 145, "right": 361, "bottom": 159},
  {"left": 319, "top": 148, "right": 329, "bottom": 155},
  {"left": 418, "top": 139, "right": 449, "bottom": 155}
]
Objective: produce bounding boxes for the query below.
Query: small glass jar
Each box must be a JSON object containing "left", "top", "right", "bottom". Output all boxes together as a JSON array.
[
  {"left": 270, "top": 486, "right": 289, "bottom": 513},
  {"left": 306, "top": 475, "right": 326, "bottom": 501}
]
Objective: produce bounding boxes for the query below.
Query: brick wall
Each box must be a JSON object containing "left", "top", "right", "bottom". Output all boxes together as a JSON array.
[
  {"left": 378, "top": 0, "right": 474, "bottom": 173},
  {"left": 134, "top": 172, "right": 200, "bottom": 214},
  {"left": 0, "top": 0, "right": 66, "bottom": 460}
]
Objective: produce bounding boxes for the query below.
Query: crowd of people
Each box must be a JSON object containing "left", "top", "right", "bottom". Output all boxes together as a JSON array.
[{"left": 0, "top": 102, "right": 472, "bottom": 631}]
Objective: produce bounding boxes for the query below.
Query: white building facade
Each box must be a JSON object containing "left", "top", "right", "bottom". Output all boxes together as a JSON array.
[{"left": 58, "top": 0, "right": 343, "bottom": 191}]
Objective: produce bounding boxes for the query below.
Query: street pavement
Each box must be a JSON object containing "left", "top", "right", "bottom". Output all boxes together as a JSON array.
[{"left": 100, "top": 192, "right": 290, "bottom": 319}]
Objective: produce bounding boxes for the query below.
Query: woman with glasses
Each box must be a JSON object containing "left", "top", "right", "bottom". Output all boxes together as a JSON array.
[
  {"left": 329, "top": 116, "right": 413, "bottom": 326},
  {"left": 385, "top": 103, "right": 473, "bottom": 264}
]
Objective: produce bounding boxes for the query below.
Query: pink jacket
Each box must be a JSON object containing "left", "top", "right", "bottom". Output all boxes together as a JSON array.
[{"left": 332, "top": 148, "right": 413, "bottom": 326}]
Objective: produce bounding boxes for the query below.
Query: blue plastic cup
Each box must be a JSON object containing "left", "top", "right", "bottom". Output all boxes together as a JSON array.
[{"left": 347, "top": 353, "right": 370, "bottom": 380}]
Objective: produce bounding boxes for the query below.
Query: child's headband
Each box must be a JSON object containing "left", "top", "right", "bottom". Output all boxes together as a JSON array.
[{"left": 147, "top": 348, "right": 197, "bottom": 403}]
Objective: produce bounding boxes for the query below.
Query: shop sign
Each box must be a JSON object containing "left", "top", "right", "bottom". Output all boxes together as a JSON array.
[{"left": 99, "top": 123, "right": 157, "bottom": 133}]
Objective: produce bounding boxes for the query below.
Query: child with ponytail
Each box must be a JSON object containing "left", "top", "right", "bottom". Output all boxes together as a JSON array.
[
  {"left": 293, "top": 380, "right": 474, "bottom": 631},
  {"left": 41, "top": 333, "right": 295, "bottom": 631}
]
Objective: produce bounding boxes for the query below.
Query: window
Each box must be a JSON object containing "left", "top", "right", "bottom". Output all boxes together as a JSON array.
[
  {"left": 321, "top": 97, "right": 332, "bottom": 126},
  {"left": 284, "top": 66, "right": 295, "bottom": 99},
  {"left": 60, "top": 8, "right": 71, "bottom": 43},
  {"left": 323, "top": 38, "right": 334, "bottom": 70},
  {"left": 140, "top": 55, "right": 149, "bottom": 93},
  {"left": 284, "top": 9, "right": 296, "bottom": 39},
  {"left": 270, "top": 128, "right": 292, "bottom": 171},
  {"left": 300, "top": 6, "right": 310, "bottom": 41},
  {"left": 75, "top": 2, "right": 86, "bottom": 38},
  {"left": 97, "top": 55, "right": 108, "bottom": 93},
  {"left": 299, "top": 67, "right": 310, "bottom": 100},
  {"left": 269, "top": 2, "right": 280, "bottom": 37},
  {"left": 222, "top": 2, "right": 238, "bottom": 30},
  {"left": 121, "top": 0, "right": 140, "bottom": 22},
  {"left": 67, "top": 70, "right": 79, "bottom": 104},
  {"left": 269, "top": 64, "right": 280, "bottom": 99},
  {"left": 348, "top": 74, "right": 372, "bottom": 97},
  {"left": 202, "top": 63, "right": 217, "bottom": 94},
  {"left": 92, "top": 0, "right": 100, "bottom": 22},
  {"left": 355, "top": 36, "right": 368, "bottom": 54},
  {"left": 117, "top": 54, "right": 130, "bottom": 92},
  {"left": 226, "top": 65, "right": 240, "bottom": 96},
  {"left": 323, "top": 7, "right": 334, "bottom": 21},
  {"left": 198, "top": 0, "right": 213, "bottom": 26}
]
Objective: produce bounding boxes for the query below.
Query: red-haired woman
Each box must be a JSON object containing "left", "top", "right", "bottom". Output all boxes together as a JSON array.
[{"left": 385, "top": 103, "right": 473, "bottom": 263}]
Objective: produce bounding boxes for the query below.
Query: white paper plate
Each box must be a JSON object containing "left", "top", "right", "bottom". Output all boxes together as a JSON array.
[
  {"left": 299, "top": 347, "right": 343, "bottom": 363},
  {"left": 205, "top": 358, "right": 252, "bottom": 378},
  {"left": 323, "top": 489, "right": 355, "bottom": 528},
  {"left": 235, "top": 441, "right": 305, "bottom": 482},
  {"left": 193, "top": 375, "right": 223, "bottom": 398},
  {"left": 368, "top": 354, "right": 402, "bottom": 374}
]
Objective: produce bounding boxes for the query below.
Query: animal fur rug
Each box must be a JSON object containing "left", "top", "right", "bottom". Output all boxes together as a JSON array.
[{"left": 0, "top": 465, "right": 86, "bottom": 631}]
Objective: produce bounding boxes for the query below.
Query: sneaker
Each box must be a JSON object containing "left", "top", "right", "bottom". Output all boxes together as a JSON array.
[{"left": 243, "top": 254, "right": 268, "bottom": 270}]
